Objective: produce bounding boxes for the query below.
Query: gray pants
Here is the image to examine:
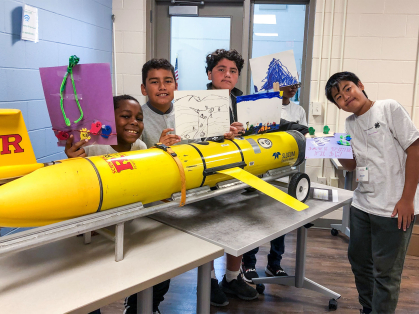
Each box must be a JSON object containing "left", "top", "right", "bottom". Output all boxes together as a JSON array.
[{"left": 348, "top": 206, "right": 414, "bottom": 314}]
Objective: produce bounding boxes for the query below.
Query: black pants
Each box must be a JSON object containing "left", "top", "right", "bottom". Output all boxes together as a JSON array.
[
  {"left": 89, "top": 280, "right": 170, "bottom": 314},
  {"left": 124, "top": 279, "right": 171, "bottom": 313},
  {"left": 348, "top": 206, "right": 414, "bottom": 314}
]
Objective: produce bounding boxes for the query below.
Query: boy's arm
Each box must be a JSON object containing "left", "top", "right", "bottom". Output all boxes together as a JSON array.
[
  {"left": 391, "top": 138, "right": 419, "bottom": 231},
  {"left": 338, "top": 158, "right": 356, "bottom": 171}
]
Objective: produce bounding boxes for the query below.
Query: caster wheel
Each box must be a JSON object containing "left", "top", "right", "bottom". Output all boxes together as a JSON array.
[
  {"left": 329, "top": 299, "right": 338, "bottom": 310},
  {"left": 331, "top": 228, "right": 339, "bottom": 236},
  {"left": 288, "top": 172, "right": 310, "bottom": 203},
  {"left": 256, "top": 283, "right": 265, "bottom": 294}
]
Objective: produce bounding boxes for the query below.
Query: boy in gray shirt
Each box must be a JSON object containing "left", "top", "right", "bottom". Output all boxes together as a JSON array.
[{"left": 326, "top": 71, "right": 419, "bottom": 314}]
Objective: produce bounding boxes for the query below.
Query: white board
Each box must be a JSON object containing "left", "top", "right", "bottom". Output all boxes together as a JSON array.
[
  {"left": 174, "top": 90, "right": 230, "bottom": 140},
  {"left": 236, "top": 92, "right": 282, "bottom": 135},
  {"left": 249, "top": 50, "right": 299, "bottom": 93}
]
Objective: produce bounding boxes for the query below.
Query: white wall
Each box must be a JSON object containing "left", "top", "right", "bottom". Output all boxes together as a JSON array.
[
  {"left": 112, "top": 0, "right": 419, "bottom": 195},
  {"left": 112, "top": 0, "right": 147, "bottom": 104}
]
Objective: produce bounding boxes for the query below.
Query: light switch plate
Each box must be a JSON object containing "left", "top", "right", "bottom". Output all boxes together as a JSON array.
[{"left": 311, "top": 102, "right": 322, "bottom": 116}]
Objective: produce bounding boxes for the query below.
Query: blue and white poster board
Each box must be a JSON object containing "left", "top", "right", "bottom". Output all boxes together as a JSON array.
[
  {"left": 174, "top": 90, "right": 230, "bottom": 140},
  {"left": 237, "top": 92, "right": 282, "bottom": 135},
  {"left": 249, "top": 50, "right": 299, "bottom": 93},
  {"left": 305, "top": 133, "right": 354, "bottom": 159}
]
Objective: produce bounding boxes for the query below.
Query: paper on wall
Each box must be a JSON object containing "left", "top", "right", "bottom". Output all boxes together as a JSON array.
[{"left": 21, "top": 5, "right": 39, "bottom": 43}]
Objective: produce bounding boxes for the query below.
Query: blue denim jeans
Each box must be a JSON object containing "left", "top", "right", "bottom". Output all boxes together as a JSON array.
[{"left": 242, "top": 235, "right": 285, "bottom": 268}]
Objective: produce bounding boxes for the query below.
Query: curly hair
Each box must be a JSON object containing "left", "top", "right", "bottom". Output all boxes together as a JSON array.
[
  {"left": 142, "top": 58, "right": 176, "bottom": 86},
  {"left": 325, "top": 71, "right": 368, "bottom": 105},
  {"left": 113, "top": 95, "right": 140, "bottom": 110},
  {"left": 205, "top": 49, "right": 244, "bottom": 75}
]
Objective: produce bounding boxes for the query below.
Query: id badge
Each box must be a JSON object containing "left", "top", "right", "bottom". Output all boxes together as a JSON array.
[{"left": 356, "top": 167, "right": 369, "bottom": 182}]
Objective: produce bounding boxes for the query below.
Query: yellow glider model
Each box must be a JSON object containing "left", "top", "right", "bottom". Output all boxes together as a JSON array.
[{"left": 0, "top": 109, "right": 309, "bottom": 227}]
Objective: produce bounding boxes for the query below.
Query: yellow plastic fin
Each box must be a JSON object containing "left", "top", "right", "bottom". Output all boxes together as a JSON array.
[
  {"left": 217, "top": 168, "right": 308, "bottom": 211},
  {"left": 0, "top": 109, "right": 43, "bottom": 180}
]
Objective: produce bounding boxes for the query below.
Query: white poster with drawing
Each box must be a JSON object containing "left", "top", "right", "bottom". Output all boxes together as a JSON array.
[
  {"left": 249, "top": 50, "right": 299, "bottom": 93},
  {"left": 174, "top": 90, "right": 230, "bottom": 140},
  {"left": 236, "top": 92, "right": 282, "bottom": 136}
]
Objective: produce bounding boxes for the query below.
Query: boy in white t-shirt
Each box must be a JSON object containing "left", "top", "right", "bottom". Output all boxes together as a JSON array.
[
  {"left": 325, "top": 72, "right": 419, "bottom": 314},
  {"left": 280, "top": 83, "right": 307, "bottom": 126}
]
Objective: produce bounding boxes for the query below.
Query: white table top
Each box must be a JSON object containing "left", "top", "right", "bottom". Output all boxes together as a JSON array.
[
  {"left": 0, "top": 217, "right": 223, "bottom": 314},
  {"left": 151, "top": 183, "right": 353, "bottom": 256}
]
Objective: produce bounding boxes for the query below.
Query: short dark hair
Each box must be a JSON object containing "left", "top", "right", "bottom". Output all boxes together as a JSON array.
[
  {"left": 142, "top": 59, "right": 176, "bottom": 86},
  {"left": 325, "top": 71, "right": 368, "bottom": 105},
  {"left": 205, "top": 49, "right": 244, "bottom": 75},
  {"left": 113, "top": 95, "right": 140, "bottom": 110}
]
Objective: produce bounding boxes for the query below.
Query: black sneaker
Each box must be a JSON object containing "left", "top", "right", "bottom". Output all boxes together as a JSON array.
[
  {"left": 219, "top": 274, "right": 258, "bottom": 300},
  {"left": 265, "top": 264, "right": 288, "bottom": 277},
  {"left": 240, "top": 263, "right": 259, "bottom": 283},
  {"left": 211, "top": 278, "right": 229, "bottom": 307}
]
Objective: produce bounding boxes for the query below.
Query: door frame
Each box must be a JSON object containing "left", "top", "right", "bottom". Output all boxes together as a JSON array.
[{"left": 146, "top": 0, "right": 316, "bottom": 121}]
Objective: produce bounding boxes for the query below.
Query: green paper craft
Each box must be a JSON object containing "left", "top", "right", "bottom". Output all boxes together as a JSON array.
[
  {"left": 60, "top": 55, "right": 84, "bottom": 126},
  {"left": 308, "top": 127, "right": 315, "bottom": 135}
]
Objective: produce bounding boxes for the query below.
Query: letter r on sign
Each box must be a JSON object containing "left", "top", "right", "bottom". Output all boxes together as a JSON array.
[{"left": 0, "top": 134, "right": 24, "bottom": 155}]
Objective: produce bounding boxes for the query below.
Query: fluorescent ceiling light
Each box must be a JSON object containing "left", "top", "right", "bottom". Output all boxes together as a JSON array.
[
  {"left": 254, "top": 14, "right": 276, "bottom": 24},
  {"left": 255, "top": 33, "right": 278, "bottom": 37}
]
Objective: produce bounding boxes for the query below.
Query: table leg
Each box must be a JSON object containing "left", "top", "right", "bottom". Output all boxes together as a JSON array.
[
  {"left": 84, "top": 232, "right": 92, "bottom": 244},
  {"left": 295, "top": 226, "right": 306, "bottom": 288},
  {"left": 115, "top": 222, "right": 124, "bottom": 262},
  {"left": 331, "top": 171, "right": 352, "bottom": 237},
  {"left": 197, "top": 261, "right": 211, "bottom": 314},
  {"left": 137, "top": 288, "right": 153, "bottom": 314},
  {"left": 253, "top": 226, "right": 341, "bottom": 300}
]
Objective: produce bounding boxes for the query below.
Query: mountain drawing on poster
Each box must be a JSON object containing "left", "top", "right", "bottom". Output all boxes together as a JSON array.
[
  {"left": 250, "top": 50, "right": 299, "bottom": 93},
  {"left": 258, "top": 58, "right": 299, "bottom": 92},
  {"left": 174, "top": 90, "right": 230, "bottom": 140}
]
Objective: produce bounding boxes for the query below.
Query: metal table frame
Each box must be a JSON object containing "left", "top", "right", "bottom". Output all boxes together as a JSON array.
[
  {"left": 252, "top": 226, "right": 340, "bottom": 301},
  {"left": 330, "top": 158, "right": 353, "bottom": 238}
]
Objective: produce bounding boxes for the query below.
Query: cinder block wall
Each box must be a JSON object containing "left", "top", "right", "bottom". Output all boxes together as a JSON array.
[
  {"left": 112, "top": 0, "right": 147, "bottom": 105},
  {"left": 0, "top": 0, "right": 113, "bottom": 163}
]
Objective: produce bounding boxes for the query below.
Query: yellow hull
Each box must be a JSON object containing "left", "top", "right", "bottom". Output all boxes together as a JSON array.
[{"left": 0, "top": 132, "right": 304, "bottom": 227}]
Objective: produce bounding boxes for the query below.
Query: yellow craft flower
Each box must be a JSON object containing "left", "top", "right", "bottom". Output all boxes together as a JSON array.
[{"left": 80, "top": 128, "right": 91, "bottom": 140}]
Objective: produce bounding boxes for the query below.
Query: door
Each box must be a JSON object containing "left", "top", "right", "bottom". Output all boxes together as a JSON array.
[{"left": 153, "top": 1, "right": 244, "bottom": 91}]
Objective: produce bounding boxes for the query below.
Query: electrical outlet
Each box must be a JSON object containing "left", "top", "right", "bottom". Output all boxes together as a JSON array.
[
  {"left": 317, "top": 176, "right": 327, "bottom": 185},
  {"left": 330, "top": 177, "right": 339, "bottom": 187},
  {"left": 311, "top": 102, "right": 322, "bottom": 116}
]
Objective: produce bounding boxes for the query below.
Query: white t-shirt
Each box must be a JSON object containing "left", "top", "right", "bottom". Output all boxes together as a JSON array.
[
  {"left": 282, "top": 101, "right": 307, "bottom": 126},
  {"left": 84, "top": 139, "right": 147, "bottom": 157},
  {"left": 345, "top": 99, "right": 419, "bottom": 217}
]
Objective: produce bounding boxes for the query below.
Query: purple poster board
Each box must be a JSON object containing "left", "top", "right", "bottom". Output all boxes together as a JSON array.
[
  {"left": 305, "top": 133, "right": 354, "bottom": 159},
  {"left": 39, "top": 63, "right": 116, "bottom": 146}
]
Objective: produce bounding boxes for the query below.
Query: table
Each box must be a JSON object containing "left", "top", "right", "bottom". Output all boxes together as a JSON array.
[
  {"left": 150, "top": 182, "right": 353, "bottom": 308},
  {"left": 330, "top": 158, "right": 354, "bottom": 238},
  {"left": 0, "top": 217, "right": 223, "bottom": 314}
]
